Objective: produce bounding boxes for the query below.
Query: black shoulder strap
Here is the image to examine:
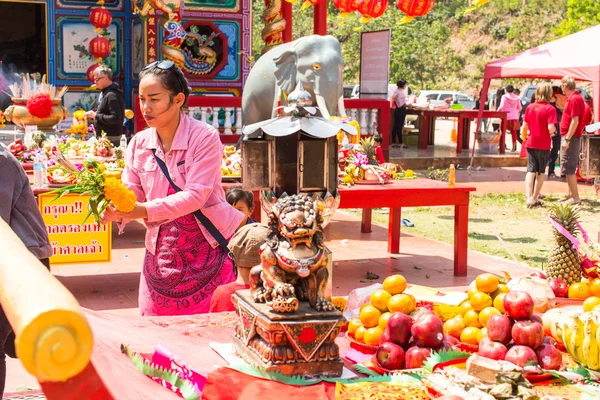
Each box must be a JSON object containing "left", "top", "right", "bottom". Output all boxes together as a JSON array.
[{"left": 151, "top": 149, "right": 230, "bottom": 252}]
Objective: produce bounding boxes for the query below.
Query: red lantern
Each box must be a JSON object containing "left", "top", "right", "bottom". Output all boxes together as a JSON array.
[
  {"left": 90, "top": 7, "right": 112, "bottom": 30},
  {"left": 396, "top": 0, "right": 435, "bottom": 23},
  {"left": 357, "top": 0, "right": 388, "bottom": 23},
  {"left": 333, "top": 0, "right": 357, "bottom": 18},
  {"left": 86, "top": 64, "right": 100, "bottom": 83},
  {"left": 89, "top": 36, "right": 111, "bottom": 62}
]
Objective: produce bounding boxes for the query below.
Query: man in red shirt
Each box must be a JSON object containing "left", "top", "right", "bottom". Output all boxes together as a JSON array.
[
  {"left": 209, "top": 223, "right": 268, "bottom": 313},
  {"left": 522, "top": 84, "right": 557, "bottom": 207},
  {"left": 560, "top": 76, "right": 586, "bottom": 204}
]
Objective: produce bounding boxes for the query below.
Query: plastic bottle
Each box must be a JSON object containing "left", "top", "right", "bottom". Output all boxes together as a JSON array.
[
  {"left": 33, "top": 152, "right": 48, "bottom": 188},
  {"left": 448, "top": 164, "right": 456, "bottom": 188},
  {"left": 120, "top": 134, "right": 128, "bottom": 149}
]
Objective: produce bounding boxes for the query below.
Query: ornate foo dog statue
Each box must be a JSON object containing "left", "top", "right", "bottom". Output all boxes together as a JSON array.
[{"left": 249, "top": 194, "right": 335, "bottom": 313}]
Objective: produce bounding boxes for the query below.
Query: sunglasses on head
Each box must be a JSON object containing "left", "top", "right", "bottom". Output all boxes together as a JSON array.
[{"left": 142, "top": 60, "right": 185, "bottom": 94}]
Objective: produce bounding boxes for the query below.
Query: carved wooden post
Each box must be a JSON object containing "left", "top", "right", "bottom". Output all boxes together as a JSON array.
[
  {"left": 262, "top": 0, "right": 286, "bottom": 53},
  {"left": 236, "top": 108, "right": 243, "bottom": 133},
  {"left": 224, "top": 107, "right": 233, "bottom": 135}
]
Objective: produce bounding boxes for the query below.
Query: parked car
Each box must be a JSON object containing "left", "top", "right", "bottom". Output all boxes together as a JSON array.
[
  {"left": 416, "top": 90, "right": 477, "bottom": 109},
  {"left": 343, "top": 84, "right": 414, "bottom": 99}
]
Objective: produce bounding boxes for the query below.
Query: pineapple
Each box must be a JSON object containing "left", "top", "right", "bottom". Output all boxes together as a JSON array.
[
  {"left": 546, "top": 203, "right": 582, "bottom": 285},
  {"left": 360, "top": 137, "right": 379, "bottom": 165}
]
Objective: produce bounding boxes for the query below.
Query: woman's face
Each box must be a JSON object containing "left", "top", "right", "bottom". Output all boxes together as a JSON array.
[{"left": 139, "top": 75, "right": 184, "bottom": 129}]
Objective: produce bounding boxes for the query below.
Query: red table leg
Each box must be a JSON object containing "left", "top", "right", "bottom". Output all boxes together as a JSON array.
[
  {"left": 361, "top": 208, "right": 372, "bottom": 233},
  {"left": 499, "top": 119, "right": 506, "bottom": 155},
  {"left": 463, "top": 117, "right": 471, "bottom": 150},
  {"left": 388, "top": 207, "right": 401, "bottom": 254},
  {"left": 454, "top": 204, "right": 469, "bottom": 276},
  {"left": 420, "top": 117, "right": 429, "bottom": 149},
  {"left": 456, "top": 117, "right": 464, "bottom": 154}
]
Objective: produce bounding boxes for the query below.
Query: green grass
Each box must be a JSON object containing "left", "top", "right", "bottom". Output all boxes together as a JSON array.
[{"left": 346, "top": 193, "right": 600, "bottom": 269}]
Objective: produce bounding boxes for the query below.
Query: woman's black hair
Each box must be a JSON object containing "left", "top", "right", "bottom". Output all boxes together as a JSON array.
[
  {"left": 139, "top": 62, "right": 192, "bottom": 106},
  {"left": 373, "top": 135, "right": 383, "bottom": 143},
  {"left": 397, "top": 79, "right": 407, "bottom": 89},
  {"left": 506, "top": 84, "right": 514, "bottom": 93},
  {"left": 495, "top": 87, "right": 505, "bottom": 109},
  {"left": 226, "top": 188, "right": 254, "bottom": 209}
]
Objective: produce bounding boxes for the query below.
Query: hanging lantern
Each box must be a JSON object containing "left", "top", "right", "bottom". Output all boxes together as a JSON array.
[
  {"left": 86, "top": 64, "right": 100, "bottom": 83},
  {"left": 333, "top": 0, "right": 357, "bottom": 18},
  {"left": 396, "top": 0, "right": 435, "bottom": 24},
  {"left": 89, "top": 7, "right": 112, "bottom": 30},
  {"left": 89, "top": 36, "right": 111, "bottom": 63},
  {"left": 357, "top": 0, "right": 388, "bottom": 23}
]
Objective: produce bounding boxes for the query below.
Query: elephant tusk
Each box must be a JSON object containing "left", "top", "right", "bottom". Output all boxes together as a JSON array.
[
  {"left": 338, "top": 96, "right": 348, "bottom": 117},
  {"left": 316, "top": 94, "right": 331, "bottom": 120}
]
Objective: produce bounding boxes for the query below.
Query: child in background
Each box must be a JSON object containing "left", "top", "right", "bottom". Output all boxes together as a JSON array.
[
  {"left": 374, "top": 135, "right": 386, "bottom": 164},
  {"left": 209, "top": 223, "right": 268, "bottom": 312},
  {"left": 226, "top": 188, "right": 255, "bottom": 225}
]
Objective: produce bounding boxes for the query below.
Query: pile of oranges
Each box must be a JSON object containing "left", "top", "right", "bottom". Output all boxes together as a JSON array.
[
  {"left": 348, "top": 274, "right": 415, "bottom": 346},
  {"left": 443, "top": 273, "right": 509, "bottom": 345},
  {"left": 567, "top": 278, "right": 600, "bottom": 300}
]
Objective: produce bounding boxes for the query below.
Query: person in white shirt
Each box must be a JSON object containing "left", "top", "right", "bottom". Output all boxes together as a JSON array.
[{"left": 391, "top": 79, "right": 408, "bottom": 148}]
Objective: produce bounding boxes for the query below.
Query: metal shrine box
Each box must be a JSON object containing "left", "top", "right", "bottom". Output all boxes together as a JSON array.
[
  {"left": 241, "top": 133, "right": 338, "bottom": 198},
  {"left": 580, "top": 135, "right": 600, "bottom": 178}
]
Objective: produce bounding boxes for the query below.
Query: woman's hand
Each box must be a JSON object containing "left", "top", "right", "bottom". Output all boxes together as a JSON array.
[{"left": 101, "top": 203, "right": 148, "bottom": 224}]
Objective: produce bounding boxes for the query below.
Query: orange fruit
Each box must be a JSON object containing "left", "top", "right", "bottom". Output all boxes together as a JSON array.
[
  {"left": 364, "top": 326, "right": 384, "bottom": 346},
  {"left": 388, "top": 293, "right": 416, "bottom": 314},
  {"left": 467, "top": 286, "right": 479, "bottom": 300},
  {"left": 476, "top": 273, "right": 500, "bottom": 294},
  {"left": 583, "top": 296, "right": 600, "bottom": 312},
  {"left": 370, "top": 289, "right": 392, "bottom": 312},
  {"left": 593, "top": 304, "right": 600, "bottom": 312},
  {"left": 491, "top": 284, "right": 510, "bottom": 299},
  {"left": 460, "top": 327, "right": 481, "bottom": 345},
  {"left": 569, "top": 282, "right": 591, "bottom": 300},
  {"left": 493, "top": 293, "right": 507, "bottom": 313},
  {"left": 470, "top": 291, "right": 493, "bottom": 311},
  {"left": 360, "top": 305, "right": 382, "bottom": 328},
  {"left": 463, "top": 310, "right": 482, "bottom": 328},
  {"left": 478, "top": 306, "right": 501, "bottom": 327},
  {"left": 360, "top": 303, "right": 370, "bottom": 312},
  {"left": 348, "top": 318, "right": 362, "bottom": 335},
  {"left": 459, "top": 301, "right": 473, "bottom": 315},
  {"left": 378, "top": 312, "right": 392, "bottom": 330},
  {"left": 354, "top": 326, "right": 367, "bottom": 342},
  {"left": 477, "top": 327, "right": 488, "bottom": 342},
  {"left": 382, "top": 274, "right": 407, "bottom": 295},
  {"left": 443, "top": 316, "right": 465, "bottom": 339},
  {"left": 590, "top": 278, "right": 600, "bottom": 297}
]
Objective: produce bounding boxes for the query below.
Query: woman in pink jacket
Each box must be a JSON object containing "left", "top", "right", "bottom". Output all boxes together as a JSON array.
[
  {"left": 102, "top": 61, "right": 245, "bottom": 316},
  {"left": 498, "top": 84, "right": 523, "bottom": 152}
]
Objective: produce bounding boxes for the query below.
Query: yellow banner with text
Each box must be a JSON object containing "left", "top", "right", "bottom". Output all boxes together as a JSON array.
[{"left": 38, "top": 193, "right": 112, "bottom": 264}]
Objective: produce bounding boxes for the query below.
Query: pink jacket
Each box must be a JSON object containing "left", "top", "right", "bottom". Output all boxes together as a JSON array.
[
  {"left": 121, "top": 113, "right": 244, "bottom": 255},
  {"left": 498, "top": 92, "right": 522, "bottom": 121}
]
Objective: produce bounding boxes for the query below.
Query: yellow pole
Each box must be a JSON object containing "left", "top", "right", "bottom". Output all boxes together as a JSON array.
[{"left": 0, "top": 219, "right": 93, "bottom": 382}]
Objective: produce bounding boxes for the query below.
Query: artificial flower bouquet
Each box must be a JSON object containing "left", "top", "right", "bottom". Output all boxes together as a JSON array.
[{"left": 51, "top": 155, "right": 136, "bottom": 227}]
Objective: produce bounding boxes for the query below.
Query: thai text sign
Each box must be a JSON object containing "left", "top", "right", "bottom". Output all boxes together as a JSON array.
[
  {"left": 38, "top": 193, "right": 112, "bottom": 264},
  {"left": 359, "top": 29, "right": 391, "bottom": 98}
]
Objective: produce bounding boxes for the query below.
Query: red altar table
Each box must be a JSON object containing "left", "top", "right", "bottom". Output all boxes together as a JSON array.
[
  {"left": 406, "top": 108, "right": 508, "bottom": 154},
  {"left": 338, "top": 178, "right": 476, "bottom": 277}
]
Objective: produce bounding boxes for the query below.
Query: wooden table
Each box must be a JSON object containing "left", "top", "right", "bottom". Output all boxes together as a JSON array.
[
  {"left": 338, "top": 178, "right": 476, "bottom": 276},
  {"left": 406, "top": 108, "right": 508, "bottom": 154}
]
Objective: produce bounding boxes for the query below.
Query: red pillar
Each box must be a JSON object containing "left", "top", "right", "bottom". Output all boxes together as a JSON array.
[
  {"left": 314, "top": 1, "right": 327, "bottom": 35},
  {"left": 282, "top": 1, "right": 293, "bottom": 43}
]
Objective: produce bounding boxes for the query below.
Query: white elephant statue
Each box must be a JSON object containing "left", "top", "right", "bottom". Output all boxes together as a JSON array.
[{"left": 242, "top": 35, "right": 348, "bottom": 126}]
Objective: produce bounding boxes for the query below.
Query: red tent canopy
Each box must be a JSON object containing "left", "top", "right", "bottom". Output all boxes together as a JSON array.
[{"left": 476, "top": 25, "right": 600, "bottom": 143}]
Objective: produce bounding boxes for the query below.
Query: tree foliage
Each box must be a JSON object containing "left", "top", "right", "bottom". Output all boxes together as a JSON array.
[{"left": 250, "top": 0, "right": 583, "bottom": 92}]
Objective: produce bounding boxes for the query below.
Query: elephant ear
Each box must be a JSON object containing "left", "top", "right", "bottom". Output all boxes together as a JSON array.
[{"left": 273, "top": 50, "right": 297, "bottom": 94}]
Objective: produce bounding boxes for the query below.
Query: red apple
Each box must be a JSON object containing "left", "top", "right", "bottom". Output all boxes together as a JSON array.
[
  {"left": 549, "top": 278, "right": 569, "bottom": 298},
  {"left": 505, "top": 345, "right": 538, "bottom": 367},
  {"left": 503, "top": 291, "right": 534, "bottom": 320},
  {"left": 531, "top": 314, "right": 543, "bottom": 325},
  {"left": 375, "top": 342, "right": 405, "bottom": 370},
  {"left": 443, "top": 334, "right": 460, "bottom": 345},
  {"left": 410, "top": 308, "right": 436, "bottom": 321},
  {"left": 541, "top": 336, "right": 557, "bottom": 347},
  {"left": 512, "top": 319, "right": 544, "bottom": 349},
  {"left": 535, "top": 343, "right": 563, "bottom": 370},
  {"left": 379, "top": 329, "right": 391, "bottom": 345},
  {"left": 479, "top": 336, "right": 492, "bottom": 347},
  {"left": 529, "top": 270, "right": 547, "bottom": 279},
  {"left": 386, "top": 312, "right": 413, "bottom": 347},
  {"left": 404, "top": 346, "right": 432, "bottom": 369},
  {"left": 411, "top": 313, "right": 444, "bottom": 348},
  {"left": 478, "top": 341, "right": 508, "bottom": 361},
  {"left": 487, "top": 314, "right": 513, "bottom": 345}
]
